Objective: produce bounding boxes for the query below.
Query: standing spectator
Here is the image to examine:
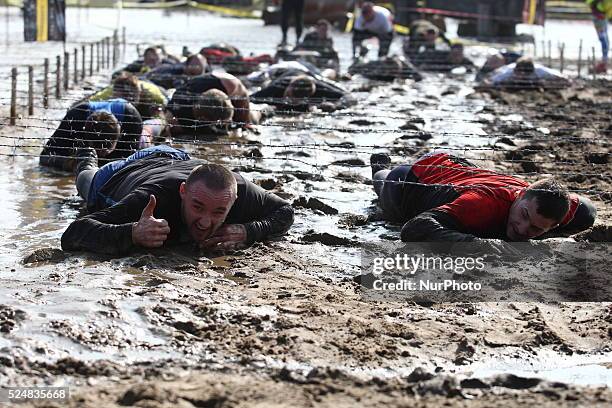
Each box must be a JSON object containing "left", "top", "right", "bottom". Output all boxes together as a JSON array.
[
  {"left": 277, "top": 0, "right": 305, "bottom": 46},
  {"left": 352, "top": 2, "right": 394, "bottom": 59},
  {"left": 586, "top": 0, "right": 611, "bottom": 73}
]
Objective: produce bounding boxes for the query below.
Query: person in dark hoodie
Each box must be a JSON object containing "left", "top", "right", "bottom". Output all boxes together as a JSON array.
[
  {"left": 62, "top": 145, "right": 294, "bottom": 255},
  {"left": 145, "top": 54, "right": 211, "bottom": 89},
  {"left": 250, "top": 71, "right": 348, "bottom": 111},
  {"left": 40, "top": 99, "right": 142, "bottom": 172}
]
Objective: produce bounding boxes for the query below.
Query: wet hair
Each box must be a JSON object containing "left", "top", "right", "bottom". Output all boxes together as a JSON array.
[
  {"left": 185, "top": 163, "right": 237, "bottom": 196},
  {"left": 193, "top": 89, "right": 234, "bottom": 123},
  {"left": 187, "top": 53, "right": 207, "bottom": 65},
  {"left": 515, "top": 56, "right": 535, "bottom": 74},
  {"left": 285, "top": 75, "right": 316, "bottom": 99},
  {"left": 317, "top": 19, "right": 331, "bottom": 29},
  {"left": 83, "top": 110, "right": 120, "bottom": 151},
  {"left": 382, "top": 57, "right": 402, "bottom": 77},
  {"left": 185, "top": 53, "right": 208, "bottom": 75},
  {"left": 143, "top": 47, "right": 157, "bottom": 57},
  {"left": 523, "top": 179, "right": 570, "bottom": 223},
  {"left": 450, "top": 42, "right": 464, "bottom": 51},
  {"left": 112, "top": 72, "right": 140, "bottom": 103}
]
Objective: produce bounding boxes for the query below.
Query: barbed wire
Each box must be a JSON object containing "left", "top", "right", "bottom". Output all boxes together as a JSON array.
[
  {"left": 0, "top": 118, "right": 609, "bottom": 146},
  {"left": 1, "top": 39, "right": 609, "bottom": 207},
  {"left": 6, "top": 150, "right": 604, "bottom": 197},
  {"left": 3, "top": 132, "right": 609, "bottom": 158},
  {"left": 2, "top": 105, "right": 611, "bottom": 130},
  {"left": 6, "top": 131, "right": 609, "bottom": 176}
]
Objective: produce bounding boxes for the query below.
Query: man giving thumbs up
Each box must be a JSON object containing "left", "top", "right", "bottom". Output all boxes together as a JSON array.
[
  {"left": 62, "top": 146, "right": 293, "bottom": 255},
  {"left": 132, "top": 195, "right": 171, "bottom": 248}
]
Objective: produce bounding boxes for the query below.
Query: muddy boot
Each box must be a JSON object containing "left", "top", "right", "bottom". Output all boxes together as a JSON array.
[
  {"left": 75, "top": 148, "right": 99, "bottom": 200},
  {"left": 75, "top": 147, "right": 98, "bottom": 176},
  {"left": 370, "top": 153, "right": 391, "bottom": 178}
]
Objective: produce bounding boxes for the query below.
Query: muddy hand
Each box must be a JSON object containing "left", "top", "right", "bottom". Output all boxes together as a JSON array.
[
  {"left": 201, "top": 224, "right": 247, "bottom": 251},
  {"left": 132, "top": 195, "right": 171, "bottom": 248}
]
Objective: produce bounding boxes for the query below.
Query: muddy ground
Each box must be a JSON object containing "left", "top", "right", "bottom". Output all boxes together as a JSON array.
[
  {"left": 4, "top": 243, "right": 612, "bottom": 408},
  {"left": 1, "top": 78, "right": 610, "bottom": 407},
  {"left": 0, "top": 9, "right": 611, "bottom": 407}
]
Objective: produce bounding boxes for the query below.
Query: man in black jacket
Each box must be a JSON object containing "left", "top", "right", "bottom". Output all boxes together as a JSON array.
[
  {"left": 250, "top": 72, "right": 348, "bottom": 111},
  {"left": 62, "top": 146, "right": 294, "bottom": 255}
]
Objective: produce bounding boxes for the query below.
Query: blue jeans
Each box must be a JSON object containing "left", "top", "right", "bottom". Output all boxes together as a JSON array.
[{"left": 85, "top": 145, "right": 190, "bottom": 209}]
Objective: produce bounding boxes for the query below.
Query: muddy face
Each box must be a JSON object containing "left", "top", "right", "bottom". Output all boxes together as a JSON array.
[
  {"left": 178, "top": 181, "right": 236, "bottom": 244},
  {"left": 506, "top": 195, "right": 559, "bottom": 241}
]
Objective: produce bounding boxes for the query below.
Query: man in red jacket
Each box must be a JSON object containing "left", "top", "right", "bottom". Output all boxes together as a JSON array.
[{"left": 370, "top": 152, "right": 596, "bottom": 242}]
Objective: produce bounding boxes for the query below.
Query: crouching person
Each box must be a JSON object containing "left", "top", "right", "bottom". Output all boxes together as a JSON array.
[
  {"left": 62, "top": 145, "right": 294, "bottom": 255},
  {"left": 370, "top": 152, "right": 596, "bottom": 243}
]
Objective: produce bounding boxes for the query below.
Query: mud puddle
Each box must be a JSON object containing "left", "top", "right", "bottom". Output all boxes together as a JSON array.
[{"left": 466, "top": 351, "right": 612, "bottom": 387}]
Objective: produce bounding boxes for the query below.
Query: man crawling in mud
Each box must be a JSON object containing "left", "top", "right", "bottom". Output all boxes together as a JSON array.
[
  {"left": 370, "top": 152, "right": 596, "bottom": 242},
  {"left": 250, "top": 73, "right": 348, "bottom": 111},
  {"left": 61, "top": 145, "right": 294, "bottom": 255},
  {"left": 166, "top": 72, "right": 261, "bottom": 135}
]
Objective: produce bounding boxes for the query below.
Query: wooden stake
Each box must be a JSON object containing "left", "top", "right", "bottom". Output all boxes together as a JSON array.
[
  {"left": 592, "top": 46, "right": 596, "bottom": 79},
  {"left": 10, "top": 67, "right": 17, "bottom": 125},
  {"left": 577, "top": 39, "right": 583, "bottom": 77},
  {"left": 122, "top": 26, "right": 126, "bottom": 57},
  {"left": 63, "top": 51, "right": 69, "bottom": 90},
  {"left": 28, "top": 65, "right": 33, "bottom": 116},
  {"left": 56, "top": 55, "right": 61, "bottom": 99},
  {"left": 106, "top": 37, "right": 110, "bottom": 67},
  {"left": 81, "top": 44, "right": 86, "bottom": 80},
  {"left": 113, "top": 30, "right": 117, "bottom": 66},
  {"left": 73, "top": 48, "right": 78, "bottom": 84},
  {"left": 43, "top": 58, "right": 49, "bottom": 108}
]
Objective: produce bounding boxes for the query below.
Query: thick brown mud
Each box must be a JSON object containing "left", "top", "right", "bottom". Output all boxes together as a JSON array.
[{"left": 0, "top": 8, "right": 610, "bottom": 408}]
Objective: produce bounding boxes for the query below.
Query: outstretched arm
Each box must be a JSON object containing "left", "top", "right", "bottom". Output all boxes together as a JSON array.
[
  {"left": 61, "top": 189, "right": 168, "bottom": 255},
  {"left": 401, "top": 210, "right": 477, "bottom": 242}
]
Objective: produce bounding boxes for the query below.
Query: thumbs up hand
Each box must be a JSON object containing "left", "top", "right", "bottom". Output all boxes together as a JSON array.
[{"left": 132, "top": 195, "right": 171, "bottom": 248}]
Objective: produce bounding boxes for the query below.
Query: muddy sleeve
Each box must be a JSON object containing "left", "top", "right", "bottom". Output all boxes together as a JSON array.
[
  {"left": 61, "top": 190, "right": 150, "bottom": 255},
  {"left": 401, "top": 211, "right": 527, "bottom": 258},
  {"left": 400, "top": 210, "right": 478, "bottom": 242},
  {"left": 227, "top": 180, "right": 294, "bottom": 244}
]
